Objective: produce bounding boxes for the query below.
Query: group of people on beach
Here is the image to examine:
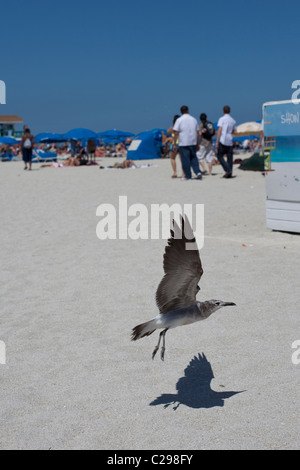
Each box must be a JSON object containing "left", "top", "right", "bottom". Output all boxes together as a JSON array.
[
  {"left": 165, "top": 105, "right": 237, "bottom": 180},
  {"left": 5, "top": 105, "right": 241, "bottom": 176},
  {"left": 1, "top": 128, "right": 133, "bottom": 169},
  {"left": 67, "top": 139, "right": 131, "bottom": 161}
]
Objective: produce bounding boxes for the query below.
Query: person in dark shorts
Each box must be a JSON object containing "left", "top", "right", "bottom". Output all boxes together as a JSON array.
[
  {"left": 87, "top": 138, "right": 96, "bottom": 163},
  {"left": 216, "top": 106, "right": 237, "bottom": 178},
  {"left": 21, "top": 128, "right": 35, "bottom": 170}
]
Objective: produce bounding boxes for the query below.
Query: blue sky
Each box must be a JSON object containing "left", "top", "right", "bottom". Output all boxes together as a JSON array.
[{"left": 1, "top": 0, "right": 299, "bottom": 135}]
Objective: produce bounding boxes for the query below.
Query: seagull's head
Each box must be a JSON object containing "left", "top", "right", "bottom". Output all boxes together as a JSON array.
[{"left": 207, "top": 299, "right": 236, "bottom": 314}]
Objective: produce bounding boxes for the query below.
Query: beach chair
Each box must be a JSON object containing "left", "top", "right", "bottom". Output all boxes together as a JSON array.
[
  {"left": 32, "top": 150, "right": 57, "bottom": 162},
  {"left": 1, "top": 152, "right": 15, "bottom": 162}
]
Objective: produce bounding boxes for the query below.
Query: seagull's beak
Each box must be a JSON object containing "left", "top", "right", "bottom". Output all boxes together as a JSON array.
[{"left": 222, "top": 302, "right": 236, "bottom": 307}]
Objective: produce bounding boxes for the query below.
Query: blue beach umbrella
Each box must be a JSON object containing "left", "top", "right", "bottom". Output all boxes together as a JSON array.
[
  {"left": 35, "top": 132, "right": 66, "bottom": 143},
  {"left": 63, "top": 128, "right": 97, "bottom": 140},
  {"left": 97, "top": 129, "right": 135, "bottom": 143},
  {"left": 0, "top": 136, "right": 19, "bottom": 144}
]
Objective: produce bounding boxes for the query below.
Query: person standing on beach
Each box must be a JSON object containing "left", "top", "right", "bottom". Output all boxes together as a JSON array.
[
  {"left": 87, "top": 138, "right": 96, "bottom": 163},
  {"left": 197, "top": 113, "right": 216, "bottom": 176},
  {"left": 21, "top": 124, "right": 28, "bottom": 162},
  {"left": 173, "top": 105, "right": 202, "bottom": 180},
  {"left": 216, "top": 106, "right": 237, "bottom": 178},
  {"left": 166, "top": 114, "right": 184, "bottom": 178},
  {"left": 21, "top": 128, "right": 35, "bottom": 170}
]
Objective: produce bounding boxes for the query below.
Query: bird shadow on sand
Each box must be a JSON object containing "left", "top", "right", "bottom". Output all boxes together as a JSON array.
[{"left": 149, "top": 353, "right": 244, "bottom": 410}]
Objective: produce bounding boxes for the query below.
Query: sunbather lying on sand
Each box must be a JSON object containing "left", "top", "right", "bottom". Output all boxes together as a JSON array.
[{"left": 113, "top": 159, "right": 137, "bottom": 168}]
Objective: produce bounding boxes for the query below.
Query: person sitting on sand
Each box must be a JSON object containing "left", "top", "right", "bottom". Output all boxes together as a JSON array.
[
  {"left": 43, "top": 152, "right": 88, "bottom": 167},
  {"left": 105, "top": 145, "right": 112, "bottom": 155},
  {"left": 115, "top": 142, "right": 127, "bottom": 156},
  {"left": 96, "top": 144, "right": 106, "bottom": 157},
  {"left": 64, "top": 152, "right": 86, "bottom": 166},
  {"left": 125, "top": 137, "right": 132, "bottom": 149}
]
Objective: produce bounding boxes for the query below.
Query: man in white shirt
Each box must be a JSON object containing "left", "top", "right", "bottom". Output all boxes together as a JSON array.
[
  {"left": 173, "top": 105, "right": 202, "bottom": 180},
  {"left": 216, "top": 105, "right": 237, "bottom": 178}
]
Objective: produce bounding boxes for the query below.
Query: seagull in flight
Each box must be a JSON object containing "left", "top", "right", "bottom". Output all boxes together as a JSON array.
[{"left": 131, "top": 216, "right": 236, "bottom": 360}]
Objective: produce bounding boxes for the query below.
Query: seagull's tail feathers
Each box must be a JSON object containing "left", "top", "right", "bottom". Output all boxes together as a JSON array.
[{"left": 131, "top": 319, "right": 156, "bottom": 341}]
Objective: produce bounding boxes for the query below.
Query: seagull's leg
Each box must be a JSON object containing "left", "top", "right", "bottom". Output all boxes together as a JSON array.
[
  {"left": 152, "top": 331, "right": 163, "bottom": 360},
  {"left": 160, "top": 328, "right": 169, "bottom": 361}
]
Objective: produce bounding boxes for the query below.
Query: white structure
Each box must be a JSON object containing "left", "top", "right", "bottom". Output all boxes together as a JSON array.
[
  {"left": 0, "top": 80, "right": 5, "bottom": 104},
  {"left": 264, "top": 99, "right": 300, "bottom": 233}
]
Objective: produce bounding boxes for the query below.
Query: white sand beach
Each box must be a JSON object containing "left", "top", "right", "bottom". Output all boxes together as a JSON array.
[{"left": 1, "top": 156, "right": 300, "bottom": 450}]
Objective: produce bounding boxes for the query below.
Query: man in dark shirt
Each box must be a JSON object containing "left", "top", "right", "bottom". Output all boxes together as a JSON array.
[{"left": 197, "top": 113, "right": 216, "bottom": 176}]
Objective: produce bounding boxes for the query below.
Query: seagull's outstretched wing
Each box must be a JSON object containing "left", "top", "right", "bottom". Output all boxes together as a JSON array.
[{"left": 155, "top": 216, "right": 203, "bottom": 314}]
